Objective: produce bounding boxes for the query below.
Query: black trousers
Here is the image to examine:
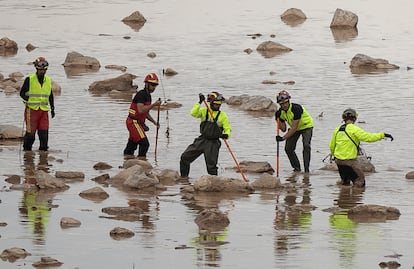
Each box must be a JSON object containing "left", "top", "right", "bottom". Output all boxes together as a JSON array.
[
  {"left": 335, "top": 159, "right": 365, "bottom": 187},
  {"left": 180, "top": 136, "right": 221, "bottom": 177},
  {"left": 285, "top": 127, "right": 313, "bottom": 173}
]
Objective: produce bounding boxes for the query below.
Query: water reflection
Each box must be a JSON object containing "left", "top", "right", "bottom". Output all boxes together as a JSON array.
[
  {"left": 18, "top": 151, "right": 55, "bottom": 245},
  {"left": 127, "top": 197, "right": 159, "bottom": 231},
  {"left": 329, "top": 211, "right": 357, "bottom": 267},
  {"left": 22, "top": 151, "right": 51, "bottom": 183},
  {"left": 281, "top": 17, "right": 306, "bottom": 27},
  {"left": 122, "top": 21, "right": 145, "bottom": 32},
  {"left": 274, "top": 173, "right": 312, "bottom": 255},
  {"left": 63, "top": 66, "right": 100, "bottom": 78},
  {"left": 329, "top": 185, "right": 364, "bottom": 267},
  {"left": 192, "top": 229, "right": 228, "bottom": 268},
  {"left": 19, "top": 190, "right": 52, "bottom": 245},
  {"left": 330, "top": 28, "right": 358, "bottom": 42},
  {"left": 334, "top": 186, "right": 364, "bottom": 210}
]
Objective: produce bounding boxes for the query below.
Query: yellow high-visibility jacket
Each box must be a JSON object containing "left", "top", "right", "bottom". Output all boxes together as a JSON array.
[{"left": 329, "top": 123, "right": 384, "bottom": 160}]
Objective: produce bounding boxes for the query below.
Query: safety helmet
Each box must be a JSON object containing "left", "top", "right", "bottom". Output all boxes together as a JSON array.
[
  {"left": 33, "top": 57, "right": 49, "bottom": 70},
  {"left": 276, "top": 90, "right": 291, "bottom": 104},
  {"left": 342, "top": 108, "right": 358, "bottom": 120},
  {"left": 207, "top": 92, "right": 219, "bottom": 102},
  {"left": 144, "top": 73, "right": 159, "bottom": 85},
  {"left": 208, "top": 91, "right": 225, "bottom": 105}
]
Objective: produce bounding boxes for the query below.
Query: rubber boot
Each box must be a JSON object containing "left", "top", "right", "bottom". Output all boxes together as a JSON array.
[
  {"left": 137, "top": 138, "right": 149, "bottom": 158},
  {"left": 23, "top": 132, "right": 36, "bottom": 151},
  {"left": 123, "top": 140, "right": 138, "bottom": 156},
  {"left": 38, "top": 130, "right": 49, "bottom": 151},
  {"left": 179, "top": 158, "right": 190, "bottom": 178}
]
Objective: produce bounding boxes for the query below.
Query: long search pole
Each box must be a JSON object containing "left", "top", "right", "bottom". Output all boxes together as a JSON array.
[
  {"left": 276, "top": 118, "right": 280, "bottom": 178},
  {"left": 202, "top": 99, "right": 249, "bottom": 182},
  {"left": 154, "top": 98, "right": 161, "bottom": 160}
]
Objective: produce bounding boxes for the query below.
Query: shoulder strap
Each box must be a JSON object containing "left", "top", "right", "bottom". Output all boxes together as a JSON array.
[
  {"left": 205, "top": 110, "right": 221, "bottom": 123},
  {"left": 214, "top": 111, "right": 221, "bottom": 123},
  {"left": 339, "top": 124, "right": 359, "bottom": 149}
]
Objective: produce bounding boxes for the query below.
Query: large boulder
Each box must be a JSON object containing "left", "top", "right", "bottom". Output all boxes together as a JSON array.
[
  {"left": 193, "top": 175, "right": 254, "bottom": 193},
  {"left": 348, "top": 204, "right": 401, "bottom": 223},
  {"left": 88, "top": 73, "right": 138, "bottom": 93},
  {"left": 62, "top": 51, "right": 100, "bottom": 76},
  {"left": 122, "top": 11, "right": 146, "bottom": 31},
  {"left": 0, "top": 125, "right": 23, "bottom": 139},
  {"left": 350, "top": 53, "right": 399, "bottom": 74},
  {"left": 280, "top": 8, "right": 306, "bottom": 26},
  {"left": 330, "top": 8, "right": 358, "bottom": 29},
  {"left": 0, "top": 37, "right": 18, "bottom": 56},
  {"left": 227, "top": 95, "right": 277, "bottom": 116},
  {"left": 237, "top": 160, "right": 275, "bottom": 174}
]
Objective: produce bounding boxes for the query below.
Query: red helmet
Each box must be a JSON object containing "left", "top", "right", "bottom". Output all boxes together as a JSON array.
[
  {"left": 33, "top": 57, "right": 49, "bottom": 70},
  {"left": 144, "top": 73, "right": 159, "bottom": 84},
  {"left": 276, "top": 90, "right": 290, "bottom": 104}
]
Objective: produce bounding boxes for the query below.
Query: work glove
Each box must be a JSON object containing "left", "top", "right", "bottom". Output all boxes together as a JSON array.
[
  {"left": 384, "top": 133, "right": 394, "bottom": 141},
  {"left": 199, "top": 93, "right": 205, "bottom": 104},
  {"left": 221, "top": 134, "right": 229, "bottom": 139},
  {"left": 51, "top": 108, "right": 55, "bottom": 118},
  {"left": 275, "top": 135, "right": 285, "bottom": 142}
]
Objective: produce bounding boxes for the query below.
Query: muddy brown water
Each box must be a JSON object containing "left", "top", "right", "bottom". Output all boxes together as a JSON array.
[{"left": 1, "top": 0, "right": 414, "bottom": 268}]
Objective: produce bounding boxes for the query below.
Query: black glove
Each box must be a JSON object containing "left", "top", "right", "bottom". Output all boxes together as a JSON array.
[
  {"left": 199, "top": 93, "right": 205, "bottom": 104},
  {"left": 384, "top": 133, "right": 394, "bottom": 141},
  {"left": 51, "top": 108, "right": 55, "bottom": 118},
  {"left": 221, "top": 134, "right": 229, "bottom": 139},
  {"left": 276, "top": 135, "right": 285, "bottom": 142}
]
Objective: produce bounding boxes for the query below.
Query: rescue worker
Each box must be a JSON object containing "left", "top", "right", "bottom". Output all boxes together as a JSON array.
[
  {"left": 20, "top": 57, "right": 55, "bottom": 151},
  {"left": 275, "top": 90, "right": 314, "bottom": 174},
  {"left": 180, "top": 92, "right": 231, "bottom": 178},
  {"left": 329, "top": 108, "right": 394, "bottom": 187},
  {"left": 123, "top": 73, "right": 161, "bottom": 159}
]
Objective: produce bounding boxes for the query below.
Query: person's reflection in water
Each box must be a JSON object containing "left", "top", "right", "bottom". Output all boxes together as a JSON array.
[
  {"left": 20, "top": 151, "right": 53, "bottom": 245},
  {"left": 22, "top": 151, "right": 51, "bottom": 183},
  {"left": 274, "top": 174, "right": 312, "bottom": 255},
  {"left": 329, "top": 186, "right": 363, "bottom": 267},
  {"left": 22, "top": 151, "right": 36, "bottom": 183},
  {"left": 192, "top": 229, "right": 228, "bottom": 268},
  {"left": 19, "top": 190, "right": 51, "bottom": 245},
  {"left": 329, "top": 211, "right": 357, "bottom": 267},
  {"left": 335, "top": 186, "right": 364, "bottom": 210}
]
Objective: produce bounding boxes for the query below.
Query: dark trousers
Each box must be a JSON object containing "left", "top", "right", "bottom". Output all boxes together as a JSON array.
[
  {"left": 123, "top": 138, "right": 149, "bottom": 157},
  {"left": 335, "top": 159, "right": 365, "bottom": 187},
  {"left": 285, "top": 127, "right": 312, "bottom": 173},
  {"left": 180, "top": 136, "right": 221, "bottom": 177}
]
